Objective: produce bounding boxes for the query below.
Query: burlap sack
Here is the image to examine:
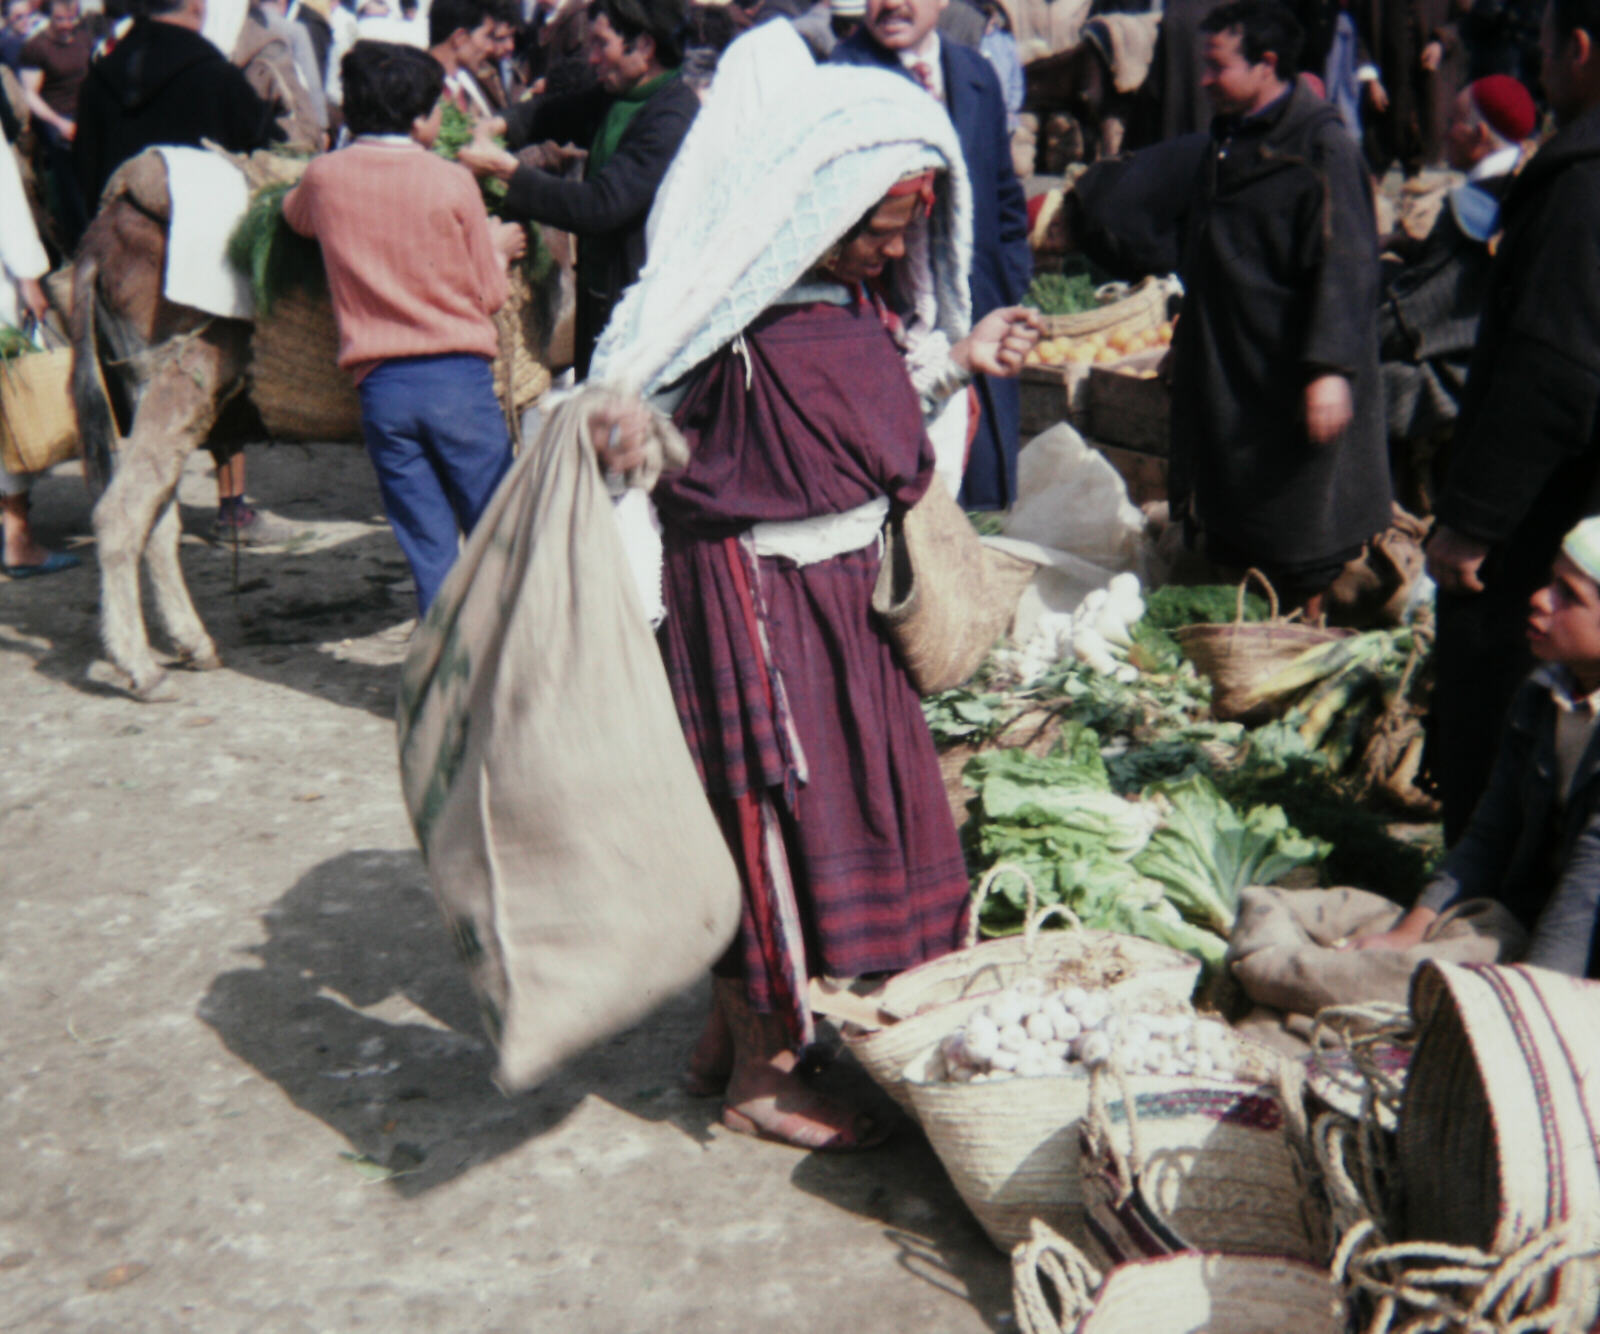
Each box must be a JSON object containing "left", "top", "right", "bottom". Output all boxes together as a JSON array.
[
  {"left": 1227, "top": 886, "right": 1527, "bottom": 1017},
  {"left": 396, "top": 387, "right": 742, "bottom": 1092}
]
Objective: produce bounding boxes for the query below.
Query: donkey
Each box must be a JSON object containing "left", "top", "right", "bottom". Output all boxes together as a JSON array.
[{"left": 71, "top": 148, "right": 572, "bottom": 700}]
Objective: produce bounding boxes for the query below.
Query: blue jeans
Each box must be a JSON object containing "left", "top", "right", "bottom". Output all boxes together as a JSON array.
[{"left": 358, "top": 354, "right": 512, "bottom": 614}]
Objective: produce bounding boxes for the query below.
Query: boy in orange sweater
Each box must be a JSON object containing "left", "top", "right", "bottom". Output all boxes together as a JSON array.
[{"left": 283, "top": 40, "right": 526, "bottom": 613}]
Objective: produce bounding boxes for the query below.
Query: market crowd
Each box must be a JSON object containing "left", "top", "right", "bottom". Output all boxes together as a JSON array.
[{"left": 6, "top": 0, "right": 1600, "bottom": 1149}]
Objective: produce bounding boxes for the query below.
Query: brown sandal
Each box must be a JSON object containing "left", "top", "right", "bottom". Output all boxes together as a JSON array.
[{"left": 720, "top": 1100, "right": 889, "bottom": 1153}]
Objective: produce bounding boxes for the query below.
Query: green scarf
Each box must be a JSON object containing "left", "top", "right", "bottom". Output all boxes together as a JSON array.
[{"left": 587, "top": 68, "right": 678, "bottom": 177}]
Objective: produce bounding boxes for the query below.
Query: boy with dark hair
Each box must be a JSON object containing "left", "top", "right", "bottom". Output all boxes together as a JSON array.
[
  {"left": 283, "top": 40, "right": 527, "bottom": 613},
  {"left": 1360, "top": 516, "right": 1600, "bottom": 977},
  {"left": 458, "top": 0, "right": 697, "bottom": 376},
  {"left": 1203, "top": 0, "right": 1303, "bottom": 71}
]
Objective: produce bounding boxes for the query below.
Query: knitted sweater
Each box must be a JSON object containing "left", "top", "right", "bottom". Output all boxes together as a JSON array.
[{"left": 282, "top": 139, "right": 508, "bottom": 383}]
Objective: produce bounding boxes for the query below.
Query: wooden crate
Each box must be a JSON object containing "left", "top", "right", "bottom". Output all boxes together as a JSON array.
[
  {"left": 1088, "top": 348, "right": 1170, "bottom": 454},
  {"left": 1019, "top": 361, "right": 1093, "bottom": 437},
  {"left": 1092, "top": 442, "right": 1169, "bottom": 506}
]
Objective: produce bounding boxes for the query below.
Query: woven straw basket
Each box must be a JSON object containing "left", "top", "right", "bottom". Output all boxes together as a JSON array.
[
  {"left": 1398, "top": 962, "right": 1600, "bottom": 1279},
  {"left": 1038, "top": 275, "right": 1168, "bottom": 343},
  {"left": 0, "top": 344, "right": 77, "bottom": 475},
  {"left": 902, "top": 1034, "right": 1283, "bottom": 1254},
  {"left": 1078, "top": 1063, "right": 1324, "bottom": 1269},
  {"left": 1173, "top": 569, "right": 1349, "bottom": 723},
  {"left": 875, "top": 867, "right": 1202, "bottom": 1021},
  {"left": 248, "top": 271, "right": 550, "bottom": 444},
  {"left": 874, "top": 478, "right": 1041, "bottom": 695},
  {"left": 843, "top": 871, "right": 1200, "bottom": 1118},
  {"left": 1012, "top": 1222, "right": 1345, "bottom": 1334},
  {"left": 249, "top": 286, "right": 361, "bottom": 442}
]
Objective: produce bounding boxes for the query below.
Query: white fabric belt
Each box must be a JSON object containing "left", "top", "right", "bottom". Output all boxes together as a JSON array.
[{"left": 749, "top": 496, "right": 889, "bottom": 565}]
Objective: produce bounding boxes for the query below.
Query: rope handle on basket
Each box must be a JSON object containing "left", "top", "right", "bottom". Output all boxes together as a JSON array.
[
  {"left": 1024, "top": 902, "right": 1084, "bottom": 958},
  {"left": 1309, "top": 1002, "right": 1415, "bottom": 1125},
  {"left": 1012, "top": 1220, "right": 1103, "bottom": 1334},
  {"left": 1235, "top": 567, "right": 1282, "bottom": 625},
  {"left": 1332, "top": 1216, "right": 1600, "bottom": 1334},
  {"left": 1085, "top": 1044, "right": 1307, "bottom": 1189},
  {"left": 963, "top": 864, "right": 1083, "bottom": 950},
  {"left": 1085, "top": 1061, "right": 1147, "bottom": 1198}
]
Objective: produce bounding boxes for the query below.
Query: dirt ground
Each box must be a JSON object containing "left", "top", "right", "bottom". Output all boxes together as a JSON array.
[{"left": 1, "top": 446, "right": 1014, "bottom": 1333}]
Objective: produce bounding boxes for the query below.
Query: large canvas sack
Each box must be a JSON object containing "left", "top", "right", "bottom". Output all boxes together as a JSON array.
[
  {"left": 1227, "top": 886, "right": 1526, "bottom": 1016},
  {"left": 396, "top": 388, "right": 742, "bottom": 1091}
]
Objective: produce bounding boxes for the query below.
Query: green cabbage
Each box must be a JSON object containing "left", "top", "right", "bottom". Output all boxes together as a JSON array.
[{"left": 1132, "top": 775, "right": 1330, "bottom": 935}]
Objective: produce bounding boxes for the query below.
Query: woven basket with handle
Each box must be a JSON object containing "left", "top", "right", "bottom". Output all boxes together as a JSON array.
[
  {"left": 1078, "top": 1060, "right": 1325, "bottom": 1270},
  {"left": 900, "top": 988, "right": 1278, "bottom": 1253},
  {"left": 1011, "top": 1221, "right": 1346, "bottom": 1334},
  {"left": 1037, "top": 275, "right": 1168, "bottom": 342},
  {"left": 1173, "top": 569, "right": 1348, "bottom": 723},
  {"left": 838, "top": 868, "right": 1201, "bottom": 1118},
  {"left": 0, "top": 331, "right": 77, "bottom": 476},
  {"left": 248, "top": 268, "right": 550, "bottom": 444}
]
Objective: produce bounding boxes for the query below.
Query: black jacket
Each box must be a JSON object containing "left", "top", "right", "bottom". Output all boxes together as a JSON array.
[
  {"left": 1378, "top": 173, "right": 1509, "bottom": 445},
  {"left": 1167, "top": 79, "right": 1391, "bottom": 568},
  {"left": 502, "top": 75, "right": 698, "bottom": 377},
  {"left": 1435, "top": 106, "right": 1600, "bottom": 603},
  {"left": 1419, "top": 669, "right": 1600, "bottom": 975},
  {"left": 73, "top": 20, "right": 278, "bottom": 206}
]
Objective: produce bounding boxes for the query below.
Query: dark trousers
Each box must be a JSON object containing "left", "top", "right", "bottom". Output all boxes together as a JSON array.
[
  {"left": 358, "top": 354, "right": 513, "bottom": 615},
  {"left": 39, "top": 123, "right": 88, "bottom": 256},
  {"left": 1430, "top": 584, "right": 1534, "bottom": 842}
]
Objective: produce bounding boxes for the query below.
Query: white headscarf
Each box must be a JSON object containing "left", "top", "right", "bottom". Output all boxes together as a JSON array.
[{"left": 587, "top": 20, "right": 973, "bottom": 396}]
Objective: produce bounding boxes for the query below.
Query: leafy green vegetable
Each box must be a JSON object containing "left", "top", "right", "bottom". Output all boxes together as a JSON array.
[
  {"left": 226, "top": 179, "right": 326, "bottom": 315},
  {"left": 1141, "top": 584, "right": 1271, "bottom": 631},
  {"left": 436, "top": 102, "right": 508, "bottom": 204},
  {"left": 1024, "top": 270, "right": 1098, "bottom": 316},
  {"left": 0, "top": 323, "right": 38, "bottom": 361},
  {"left": 1132, "top": 774, "right": 1330, "bottom": 935},
  {"left": 1127, "top": 617, "right": 1184, "bottom": 673}
]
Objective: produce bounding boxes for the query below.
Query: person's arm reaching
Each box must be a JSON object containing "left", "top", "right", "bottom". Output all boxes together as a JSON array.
[{"left": 477, "top": 92, "right": 694, "bottom": 238}]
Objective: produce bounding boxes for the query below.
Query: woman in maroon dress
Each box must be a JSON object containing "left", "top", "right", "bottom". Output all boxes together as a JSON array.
[{"left": 618, "top": 181, "right": 1041, "bottom": 1150}]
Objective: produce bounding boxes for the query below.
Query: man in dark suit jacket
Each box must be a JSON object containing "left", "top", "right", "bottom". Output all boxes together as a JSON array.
[{"left": 832, "top": 0, "right": 1032, "bottom": 510}]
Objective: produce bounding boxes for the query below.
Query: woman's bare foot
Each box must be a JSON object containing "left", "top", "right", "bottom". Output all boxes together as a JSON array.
[
  {"left": 682, "top": 1000, "right": 733, "bottom": 1097},
  {"left": 710, "top": 976, "right": 885, "bottom": 1151},
  {"left": 721, "top": 1052, "right": 886, "bottom": 1152}
]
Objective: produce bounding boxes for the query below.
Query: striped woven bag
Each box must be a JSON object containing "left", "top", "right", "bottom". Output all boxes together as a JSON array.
[{"left": 1393, "top": 961, "right": 1600, "bottom": 1327}]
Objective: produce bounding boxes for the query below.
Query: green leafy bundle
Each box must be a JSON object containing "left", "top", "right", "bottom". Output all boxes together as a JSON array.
[
  {"left": 0, "top": 324, "right": 39, "bottom": 361},
  {"left": 435, "top": 102, "right": 509, "bottom": 206},
  {"left": 225, "top": 179, "right": 327, "bottom": 316},
  {"left": 1024, "top": 270, "right": 1098, "bottom": 316},
  {"left": 1132, "top": 774, "right": 1330, "bottom": 935},
  {"left": 966, "top": 725, "right": 1328, "bottom": 972}
]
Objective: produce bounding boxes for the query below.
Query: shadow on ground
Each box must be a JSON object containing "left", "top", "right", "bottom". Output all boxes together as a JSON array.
[
  {"left": 787, "top": 1087, "right": 1014, "bottom": 1329},
  {"left": 197, "top": 848, "right": 1011, "bottom": 1323},
  {"left": 197, "top": 848, "right": 731, "bottom": 1200},
  {"left": 0, "top": 446, "right": 419, "bottom": 719}
]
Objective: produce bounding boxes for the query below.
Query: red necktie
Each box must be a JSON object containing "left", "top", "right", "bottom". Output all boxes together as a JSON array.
[{"left": 910, "top": 61, "right": 936, "bottom": 97}]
